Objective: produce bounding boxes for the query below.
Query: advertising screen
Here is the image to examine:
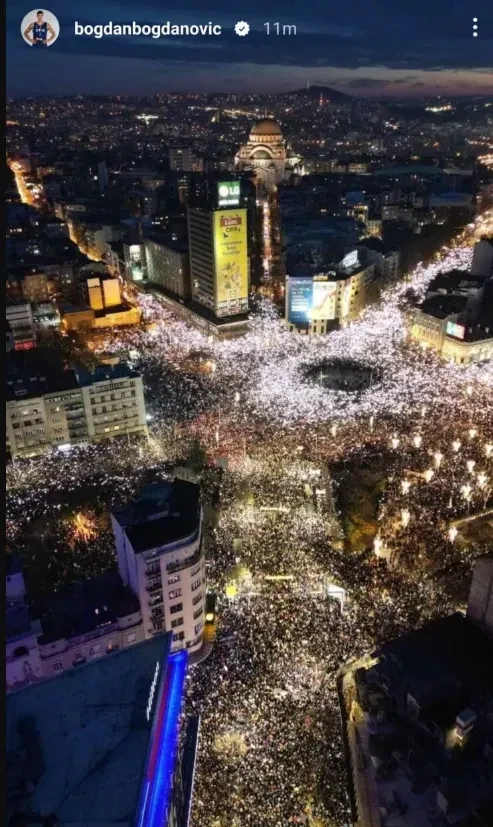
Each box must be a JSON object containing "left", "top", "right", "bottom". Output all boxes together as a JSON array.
[
  {"left": 213, "top": 209, "right": 248, "bottom": 317},
  {"left": 217, "top": 181, "right": 241, "bottom": 207},
  {"left": 446, "top": 321, "right": 466, "bottom": 340},
  {"left": 341, "top": 250, "right": 359, "bottom": 270},
  {"left": 288, "top": 277, "right": 313, "bottom": 324},
  {"left": 311, "top": 281, "right": 337, "bottom": 320}
]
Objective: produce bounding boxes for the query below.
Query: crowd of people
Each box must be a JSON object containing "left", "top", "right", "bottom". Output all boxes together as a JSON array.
[{"left": 6, "top": 222, "right": 493, "bottom": 825}]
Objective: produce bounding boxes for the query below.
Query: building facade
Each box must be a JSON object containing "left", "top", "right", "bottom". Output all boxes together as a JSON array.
[
  {"left": 6, "top": 563, "right": 145, "bottom": 693},
  {"left": 188, "top": 199, "right": 249, "bottom": 319},
  {"left": 6, "top": 360, "right": 147, "bottom": 458},
  {"left": 112, "top": 480, "right": 206, "bottom": 654},
  {"left": 145, "top": 236, "right": 191, "bottom": 299},
  {"left": 6, "top": 300, "right": 36, "bottom": 350},
  {"left": 235, "top": 119, "right": 303, "bottom": 192}
]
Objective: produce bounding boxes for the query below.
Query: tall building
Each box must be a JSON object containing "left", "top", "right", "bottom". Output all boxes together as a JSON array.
[
  {"left": 235, "top": 118, "right": 303, "bottom": 192},
  {"left": 112, "top": 479, "right": 206, "bottom": 654},
  {"left": 187, "top": 181, "right": 249, "bottom": 319},
  {"left": 169, "top": 145, "right": 193, "bottom": 173},
  {"left": 467, "top": 553, "right": 493, "bottom": 637}
]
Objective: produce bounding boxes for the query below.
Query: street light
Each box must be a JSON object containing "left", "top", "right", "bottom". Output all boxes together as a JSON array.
[
  {"left": 434, "top": 451, "right": 443, "bottom": 469},
  {"left": 413, "top": 434, "right": 422, "bottom": 448},
  {"left": 401, "top": 480, "right": 411, "bottom": 494},
  {"left": 485, "top": 443, "right": 493, "bottom": 458},
  {"left": 391, "top": 436, "right": 400, "bottom": 449},
  {"left": 466, "top": 459, "right": 476, "bottom": 474},
  {"left": 468, "top": 428, "right": 477, "bottom": 440},
  {"left": 424, "top": 468, "right": 434, "bottom": 483},
  {"left": 477, "top": 472, "right": 488, "bottom": 490},
  {"left": 448, "top": 526, "right": 458, "bottom": 543},
  {"left": 452, "top": 440, "right": 461, "bottom": 453}
]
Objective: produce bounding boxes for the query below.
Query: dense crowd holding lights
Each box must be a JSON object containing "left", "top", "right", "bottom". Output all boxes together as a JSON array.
[{"left": 6, "top": 210, "right": 493, "bottom": 826}]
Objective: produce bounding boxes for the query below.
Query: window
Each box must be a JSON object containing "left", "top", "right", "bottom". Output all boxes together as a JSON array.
[
  {"left": 192, "top": 593, "right": 202, "bottom": 606},
  {"left": 170, "top": 602, "right": 183, "bottom": 614},
  {"left": 190, "top": 562, "right": 201, "bottom": 577},
  {"left": 171, "top": 617, "right": 183, "bottom": 628},
  {"left": 168, "top": 574, "right": 180, "bottom": 585},
  {"left": 173, "top": 631, "right": 185, "bottom": 642},
  {"left": 127, "top": 633, "right": 137, "bottom": 643},
  {"left": 194, "top": 622, "right": 203, "bottom": 635},
  {"left": 191, "top": 578, "right": 201, "bottom": 591},
  {"left": 168, "top": 588, "right": 182, "bottom": 600},
  {"left": 193, "top": 607, "right": 203, "bottom": 620},
  {"left": 53, "top": 661, "right": 63, "bottom": 671}
]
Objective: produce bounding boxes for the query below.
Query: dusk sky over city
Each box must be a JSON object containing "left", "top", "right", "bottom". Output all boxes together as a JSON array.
[{"left": 7, "top": 0, "right": 493, "bottom": 98}]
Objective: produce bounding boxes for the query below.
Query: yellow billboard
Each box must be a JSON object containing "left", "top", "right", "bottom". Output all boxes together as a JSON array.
[{"left": 213, "top": 209, "right": 248, "bottom": 317}]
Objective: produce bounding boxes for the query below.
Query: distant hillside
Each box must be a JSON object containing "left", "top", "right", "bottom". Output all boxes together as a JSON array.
[{"left": 286, "top": 85, "right": 353, "bottom": 103}]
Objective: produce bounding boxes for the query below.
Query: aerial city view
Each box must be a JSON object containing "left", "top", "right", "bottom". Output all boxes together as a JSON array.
[{"left": 5, "top": 2, "right": 493, "bottom": 826}]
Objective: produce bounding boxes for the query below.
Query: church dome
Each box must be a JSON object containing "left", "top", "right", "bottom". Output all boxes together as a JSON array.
[
  {"left": 250, "top": 119, "right": 283, "bottom": 137},
  {"left": 251, "top": 149, "right": 272, "bottom": 159}
]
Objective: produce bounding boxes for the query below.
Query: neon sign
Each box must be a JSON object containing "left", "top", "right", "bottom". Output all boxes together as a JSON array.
[{"left": 146, "top": 661, "right": 160, "bottom": 721}]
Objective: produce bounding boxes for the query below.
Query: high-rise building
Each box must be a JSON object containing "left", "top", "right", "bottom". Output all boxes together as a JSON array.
[
  {"left": 112, "top": 479, "right": 206, "bottom": 654},
  {"left": 467, "top": 553, "right": 493, "bottom": 637},
  {"left": 169, "top": 145, "right": 193, "bottom": 173},
  {"left": 187, "top": 181, "right": 249, "bottom": 319}
]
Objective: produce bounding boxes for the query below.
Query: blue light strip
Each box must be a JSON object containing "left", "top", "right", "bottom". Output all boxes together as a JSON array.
[{"left": 138, "top": 650, "right": 188, "bottom": 827}]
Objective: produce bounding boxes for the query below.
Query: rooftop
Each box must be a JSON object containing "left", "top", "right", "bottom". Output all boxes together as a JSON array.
[
  {"left": 37, "top": 570, "right": 141, "bottom": 646},
  {"left": 113, "top": 479, "right": 201, "bottom": 554},
  {"left": 6, "top": 633, "right": 173, "bottom": 827}
]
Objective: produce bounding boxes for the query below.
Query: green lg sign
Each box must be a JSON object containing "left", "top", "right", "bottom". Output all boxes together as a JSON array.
[{"left": 217, "top": 181, "right": 240, "bottom": 206}]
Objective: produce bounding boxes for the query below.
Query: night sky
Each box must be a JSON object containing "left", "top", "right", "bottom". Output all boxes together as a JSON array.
[{"left": 7, "top": 0, "right": 493, "bottom": 98}]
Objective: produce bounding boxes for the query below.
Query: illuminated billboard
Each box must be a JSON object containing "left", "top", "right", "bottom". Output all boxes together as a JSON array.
[
  {"left": 288, "top": 277, "right": 313, "bottom": 324},
  {"left": 213, "top": 209, "right": 248, "bottom": 317},
  {"left": 217, "top": 181, "right": 241, "bottom": 207},
  {"left": 341, "top": 250, "right": 359, "bottom": 269},
  {"left": 446, "top": 321, "right": 465, "bottom": 340},
  {"left": 311, "top": 281, "right": 337, "bottom": 321}
]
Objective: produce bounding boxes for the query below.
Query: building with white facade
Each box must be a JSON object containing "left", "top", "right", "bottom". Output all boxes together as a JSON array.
[
  {"left": 235, "top": 119, "right": 303, "bottom": 191},
  {"left": 6, "top": 356, "right": 147, "bottom": 458},
  {"left": 79, "top": 363, "right": 148, "bottom": 443},
  {"left": 112, "top": 480, "right": 206, "bottom": 654}
]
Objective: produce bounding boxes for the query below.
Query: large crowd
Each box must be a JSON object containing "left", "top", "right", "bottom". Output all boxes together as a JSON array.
[{"left": 6, "top": 212, "right": 493, "bottom": 826}]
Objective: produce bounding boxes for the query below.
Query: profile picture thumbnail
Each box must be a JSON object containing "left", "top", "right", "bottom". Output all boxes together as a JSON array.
[{"left": 21, "top": 9, "right": 60, "bottom": 47}]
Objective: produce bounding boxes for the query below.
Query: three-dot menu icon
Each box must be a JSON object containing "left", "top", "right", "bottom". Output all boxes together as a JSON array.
[{"left": 472, "top": 18, "right": 478, "bottom": 37}]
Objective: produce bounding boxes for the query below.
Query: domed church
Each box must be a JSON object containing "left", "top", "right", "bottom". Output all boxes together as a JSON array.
[{"left": 235, "top": 118, "right": 303, "bottom": 191}]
